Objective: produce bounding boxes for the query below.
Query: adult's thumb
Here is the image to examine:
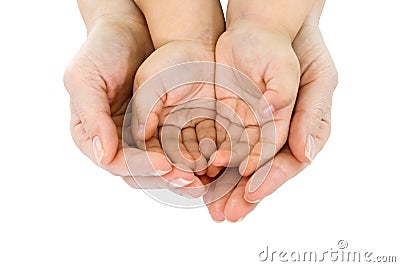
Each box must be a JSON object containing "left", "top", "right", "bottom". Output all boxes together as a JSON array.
[{"left": 65, "top": 67, "right": 118, "bottom": 165}]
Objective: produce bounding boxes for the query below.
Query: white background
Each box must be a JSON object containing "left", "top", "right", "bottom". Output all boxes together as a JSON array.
[{"left": 0, "top": 1, "right": 399, "bottom": 266}]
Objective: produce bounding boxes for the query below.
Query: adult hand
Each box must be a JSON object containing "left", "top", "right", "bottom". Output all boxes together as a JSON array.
[
  {"left": 64, "top": 8, "right": 179, "bottom": 188},
  {"left": 206, "top": 1, "right": 338, "bottom": 222}
]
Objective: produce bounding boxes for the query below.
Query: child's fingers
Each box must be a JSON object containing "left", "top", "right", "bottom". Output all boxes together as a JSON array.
[
  {"left": 196, "top": 119, "right": 217, "bottom": 159},
  {"left": 258, "top": 49, "right": 300, "bottom": 115},
  {"left": 238, "top": 118, "right": 277, "bottom": 176},
  {"left": 160, "top": 125, "right": 196, "bottom": 171},
  {"left": 132, "top": 86, "right": 163, "bottom": 141},
  {"left": 212, "top": 124, "right": 251, "bottom": 168},
  {"left": 206, "top": 163, "right": 224, "bottom": 178},
  {"left": 181, "top": 126, "right": 208, "bottom": 175}
]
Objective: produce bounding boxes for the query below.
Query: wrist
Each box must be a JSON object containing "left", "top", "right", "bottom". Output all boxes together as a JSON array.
[
  {"left": 87, "top": 14, "right": 153, "bottom": 57},
  {"left": 302, "top": 0, "right": 325, "bottom": 27},
  {"left": 227, "top": 14, "right": 293, "bottom": 43},
  {"left": 86, "top": 14, "right": 141, "bottom": 35},
  {"left": 134, "top": 0, "right": 225, "bottom": 49},
  {"left": 227, "top": 0, "right": 315, "bottom": 41}
]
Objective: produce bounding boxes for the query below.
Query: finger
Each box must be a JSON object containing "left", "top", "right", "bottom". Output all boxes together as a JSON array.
[
  {"left": 204, "top": 168, "right": 241, "bottom": 222},
  {"left": 257, "top": 48, "right": 300, "bottom": 115},
  {"left": 215, "top": 124, "right": 253, "bottom": 167},
  {"left": 213, "top": 118, "right": 251, "bottom": 167},
  {"left": 252, "top": 49, "right": 300, "bottom": 167},
  {"left": 161, "top": 167, "right": 197, "bottom": 188},
  {"left": 72, "top": 135, "right": 171, "bottom": 179},
  {"left": 224, "top": 177, "right": 258, "bottom": 222},
  {"left": 122, "top": 175, "right": 169, "bottom": 189},
  {"left": 196, "top": 119, "right": 217, "bottom": 159},
  {"left": 246, "top": 79, "right": 297, "bottom": 177},
  {"left": 206, "top": 186, "right": 231, "bottom": 222},
  {"left": 206, "top": 122, "right": 228, "bottom": 177},
  {"left": 288, "top": 69, "right": 337, "bottom": 163},
  {"left": 160, "top": 125, "right": 196, "bottom": 171},
  {"left": 132, "top": 86, "right": 164, "bottom": 141},
  {"left": 124, "top": 147, "right": 172, "bottom": 177},
  {"left": 205, "top": 163, "right": 224, "bottom": 178},
  {"left": 239, "top": 122, "right": 276, "bottom": 176},
  {"left": 122, "top": 175, "right": 205, "bottom": 198},
  {"left": 244, "top": 146, "right": 308, "bottom": 203},
  {"left": 174, "top": 176, "right": 206, "bottom": 198},
  {"left": 181, "top": 126, "right": 207, "bottom": 174},
  {"left": 66, "top": 81, "right": 118, "bottom": 166}
]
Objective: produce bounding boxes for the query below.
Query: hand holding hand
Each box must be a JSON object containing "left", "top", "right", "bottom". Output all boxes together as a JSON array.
[
  {"left": 64, "top": 5, "right": 182, "bottom": 187},
  {"left": 205, "top": 1, "right": 338, "bottom": 222}
]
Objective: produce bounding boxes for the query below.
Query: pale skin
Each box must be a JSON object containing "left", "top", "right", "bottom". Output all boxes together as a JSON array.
[
  {"left": 206, "top": 0, "right": 338, "bottom": 222},
  {"left": 208, "top": 0, "right": 316, "bottom": 182},
  {"left": 64, "top": 0, "right": 204, "bottom": 197},
  {"left": 65, "top": 0, "right": 337, "bottom": 221},
  {"left": 129, "top": 0, "right": 225, "bottom": 196}
]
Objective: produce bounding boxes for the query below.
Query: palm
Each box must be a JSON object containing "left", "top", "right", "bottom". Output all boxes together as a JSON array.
[
  {"left": 132, "top": 41, "right": 218, "bottom": 176},
  {"left": 205, "top": 24, "right": 337, "bottom": 222},
  {"left": 66, "top": 20, "right": 154, "bottom": 176},
  {"left": 209, "top": 21, "right": 299, "bottom": 183}
]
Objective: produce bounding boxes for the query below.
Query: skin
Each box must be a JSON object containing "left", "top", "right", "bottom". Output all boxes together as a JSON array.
[
  {"left": 209, "top": 0, "right": 317, "bottom": 187},
  {"left": 205, "top": 0, "right": 338, "bottom": 222},
  {"left": 65, "top": 0, "right": 337, "bottom": 220},
  {"left": 130, "top": 0, "right": 225, "bottom": 194},
  {"left": 64, "top": 0, "right": 198, "bottom": 193}
]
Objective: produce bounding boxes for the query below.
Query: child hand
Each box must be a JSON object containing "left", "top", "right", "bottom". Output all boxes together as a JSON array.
[
  {"left": 129, "top": 40, "right": 218, "bottom": 196},
  {"left": 209, "top": 18, "right": 300, "bottom": 192},
  {"left": 206, "top": 1, "right": 338, "bottom": 221}
]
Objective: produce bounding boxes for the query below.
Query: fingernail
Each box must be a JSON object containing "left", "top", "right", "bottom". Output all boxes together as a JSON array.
[
  {"left": 248, "top": 172, "right": 265, "bottom": 193},
  {"left": 244, "top": 194, "right": 262, "bottom": 204},
  {"left": 263, "top": 104, "right": 275, "bottom": 117},
  {"left": 168, "top": 178, "right": 194, "bottom": 188},
  {"left": 92, "top": 136, "right": 104, "bottom": 165},
  {"left": 305, "top": 135, "right": 316, "bottom": 162},
  {"left": 209, "top": 152, "right": 217, "bottom": 164},
  {"left": 150, "top": 169, "right": 172, "bottom": 176},
  {"left": 137, "top": 125, "right": 145, "bottom": 139}
]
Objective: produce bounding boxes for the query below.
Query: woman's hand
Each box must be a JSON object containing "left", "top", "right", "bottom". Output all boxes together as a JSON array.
[
  {"left": 64, "top": 5, "right": 178, "bottom": 185},
  {"left": 206, "top": 1, "right": 338, "bottom": 222}
]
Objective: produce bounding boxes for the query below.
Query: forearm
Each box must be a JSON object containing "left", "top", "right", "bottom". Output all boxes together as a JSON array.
[
  {"left": 304, "top": 0, "right": 326, "bottom": 26},
  {"left": 134, "top": 0, "right": 225, "bottom": 49},
  {"left": 227, "top": 0, "right": 316, "bottom": 40},
  {"left": 77, "top": 0, "right": 143, "bottom": 32}
]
